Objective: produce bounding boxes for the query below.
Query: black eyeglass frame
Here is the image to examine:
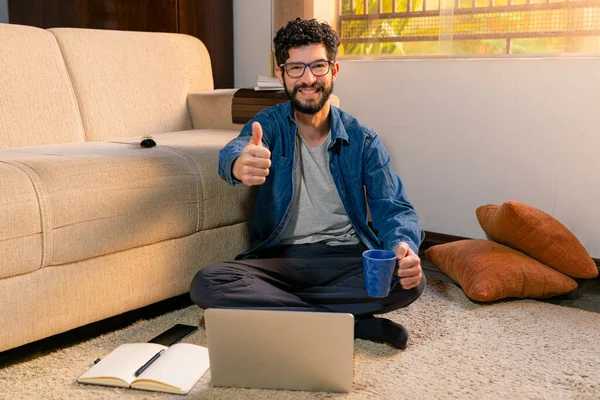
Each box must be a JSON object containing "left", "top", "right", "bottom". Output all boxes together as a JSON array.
[{"left": 279, "top": 59, "right": 335, "bottom": 78}]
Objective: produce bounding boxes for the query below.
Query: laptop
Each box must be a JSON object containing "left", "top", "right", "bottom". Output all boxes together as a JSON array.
[{"left": 204, "top": 308, "right": 354, "bottom": 393}]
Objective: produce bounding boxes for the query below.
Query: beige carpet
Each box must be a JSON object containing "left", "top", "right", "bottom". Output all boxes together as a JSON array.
[{"left": 2, "top": 279, "right": 600, "bottom": 400}]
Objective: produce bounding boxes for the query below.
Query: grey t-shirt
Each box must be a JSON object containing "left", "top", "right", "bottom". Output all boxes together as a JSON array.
[{"left": 279, "top": 131, "right": 359, "bottom": 246}]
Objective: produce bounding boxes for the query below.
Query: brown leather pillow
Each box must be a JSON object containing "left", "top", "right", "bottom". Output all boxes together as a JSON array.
[
  {"left": 425, "top": 240, "right": 578, "bottom": 302},
  {"left": 476, "top": 200, "right": 598, "bottom": 279}
]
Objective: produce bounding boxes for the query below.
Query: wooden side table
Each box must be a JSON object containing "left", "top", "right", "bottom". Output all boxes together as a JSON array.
[{"left": 232, "top": 89, "right": 288, "bottom": 124}]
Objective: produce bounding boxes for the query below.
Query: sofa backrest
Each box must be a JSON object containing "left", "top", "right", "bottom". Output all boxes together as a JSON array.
[
  {"left": 0, "top": 23, "right": 86, "bottom": 148},
  {"left": 50, "top": 28, "right": 214, "bottom": 142}
]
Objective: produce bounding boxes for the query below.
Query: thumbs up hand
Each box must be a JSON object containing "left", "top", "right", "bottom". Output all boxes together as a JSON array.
[
  {"left": 232, "top": 122, "right": 272, "bottom": 186},
  {"left": 250, "top": 121, "right": 263, "bottom": 146}
]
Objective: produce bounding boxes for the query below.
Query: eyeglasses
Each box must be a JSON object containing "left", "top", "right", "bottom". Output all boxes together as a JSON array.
[{"left": 280, "top": 59, "right": 333, "bottom": 78}]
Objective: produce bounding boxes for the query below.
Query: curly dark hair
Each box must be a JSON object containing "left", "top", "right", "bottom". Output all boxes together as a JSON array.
[{"left": 273, "top": 18, "right": 340, "bottom": 66}]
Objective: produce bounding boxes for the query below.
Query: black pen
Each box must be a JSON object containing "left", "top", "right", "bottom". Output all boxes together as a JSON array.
[{"left": 134, "top": 349, "right": 165, "bottom": 377}]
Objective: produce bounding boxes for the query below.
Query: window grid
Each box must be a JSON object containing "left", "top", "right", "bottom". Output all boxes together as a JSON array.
[{"left": 339, "top": 0, "right": 600, "bottom": 55}]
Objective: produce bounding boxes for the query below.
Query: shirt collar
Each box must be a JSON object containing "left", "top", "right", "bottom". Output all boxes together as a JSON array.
[
  {"left": 328, "top": 105, "right": 349, "bottom": 145},
  {"left": 284, "top": 101, "right": 349, "bottom": 146}
]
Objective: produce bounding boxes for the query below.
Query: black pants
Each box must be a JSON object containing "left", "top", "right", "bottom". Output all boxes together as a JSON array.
[{"left": 190, "top": 242, "right": 425, "bottom": 317}]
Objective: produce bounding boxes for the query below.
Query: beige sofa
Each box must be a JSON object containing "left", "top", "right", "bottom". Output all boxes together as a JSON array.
[{"left": 0, "top": 23, "right": 255, "bottom": 352}]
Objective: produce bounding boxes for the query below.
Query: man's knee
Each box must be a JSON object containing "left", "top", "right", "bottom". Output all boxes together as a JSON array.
[
  {"left": 190, "top": 264, "right": 228, "bottom": 309},
  {"left": 412, "top": 274, "right": 426, "bottom": 300},
  {"left": 388, "top": 274, "right": 426, "bottom": 307}
]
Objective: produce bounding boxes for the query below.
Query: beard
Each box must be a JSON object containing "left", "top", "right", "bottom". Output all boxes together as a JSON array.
[{"left": 283, "top": 78, "right": 334, "bottom": 115}]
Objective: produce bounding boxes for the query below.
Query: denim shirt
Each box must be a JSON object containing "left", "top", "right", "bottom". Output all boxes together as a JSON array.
[{"left": 219, "top": 102, "right": 424, "bottom": 257}]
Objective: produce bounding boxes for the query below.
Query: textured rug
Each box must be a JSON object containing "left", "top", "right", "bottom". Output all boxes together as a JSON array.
[{"left": 2, "top": 279, "right": 600, "bottom": 400}]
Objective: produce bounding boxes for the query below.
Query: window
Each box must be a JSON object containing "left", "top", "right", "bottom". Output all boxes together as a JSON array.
[{"left": 338, "top": 0, "right": 600, "bottom": 56}]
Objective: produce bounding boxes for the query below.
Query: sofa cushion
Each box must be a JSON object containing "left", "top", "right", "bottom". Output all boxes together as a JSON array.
[
  {"left": 425, "top": 239, "right": 578, "bottom": 302},
  {"left": 0, "top": 161, "right": 43, "bottom": 278},
  {"left": 112, "top": 130, "right": 255, "bottom": 231},
  {"left": 0, "top": 23, "right": 85, "bottom": 148},
  {"left": 476, "top": 200, "right": 598, "bottom": 279},
  {"left": 50, "top": 28, "right": 213, "bottom": 142},
  {"left": 0, "top": 129, "right": 252, "bottom": 267},
  {"left": 2, "top": 141, "right": 199, "bottom": 266}
]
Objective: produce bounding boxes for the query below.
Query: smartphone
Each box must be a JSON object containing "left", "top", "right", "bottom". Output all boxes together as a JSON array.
[{"left": 148, "top": 324, "right": 199, "bottom": 346}]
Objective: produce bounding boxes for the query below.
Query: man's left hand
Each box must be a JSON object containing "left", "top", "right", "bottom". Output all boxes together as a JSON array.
[{"left": 394, "top": 242, "right": 423, "bottom": 290}]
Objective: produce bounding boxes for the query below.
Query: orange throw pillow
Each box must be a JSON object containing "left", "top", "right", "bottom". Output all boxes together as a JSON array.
[
  {"left": 476, "top": 200, "right": 598, "bottom": 279},
  {"left": 424, "top": 240, "right": 578, "bottom": 302}
]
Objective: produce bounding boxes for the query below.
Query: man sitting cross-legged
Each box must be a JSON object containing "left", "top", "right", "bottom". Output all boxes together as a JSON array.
[{"left": 190, "top": 18, "right": 425, "bottom": 349}]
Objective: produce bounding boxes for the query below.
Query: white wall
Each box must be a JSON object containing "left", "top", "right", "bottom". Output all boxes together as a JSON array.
[
  {"left": 334, "top": 58, "right": 600, "bottom": 257},
  {"left": 0, "top": 0, "right": 8, "bottom": 23},
  {"left": 233, "top": 3, "right": 600, "bottom": 258}
]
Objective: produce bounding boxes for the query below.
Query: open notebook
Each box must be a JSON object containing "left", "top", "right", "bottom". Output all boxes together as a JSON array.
[{"left": 77, "top": 342, "right": 209, "bottom": 394}]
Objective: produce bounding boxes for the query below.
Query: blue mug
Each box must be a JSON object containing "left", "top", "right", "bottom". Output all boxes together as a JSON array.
[{"left": 362, "top": 249, "right": 399, "bottom": 298}]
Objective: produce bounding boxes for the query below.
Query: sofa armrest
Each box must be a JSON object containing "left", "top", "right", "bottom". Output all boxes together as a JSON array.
[
  {"left": 330, "top": 94, "right": 340, "bottom": 108},
  {"left": 187, "top": 89, "right": 244, "bottom": 131}
]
